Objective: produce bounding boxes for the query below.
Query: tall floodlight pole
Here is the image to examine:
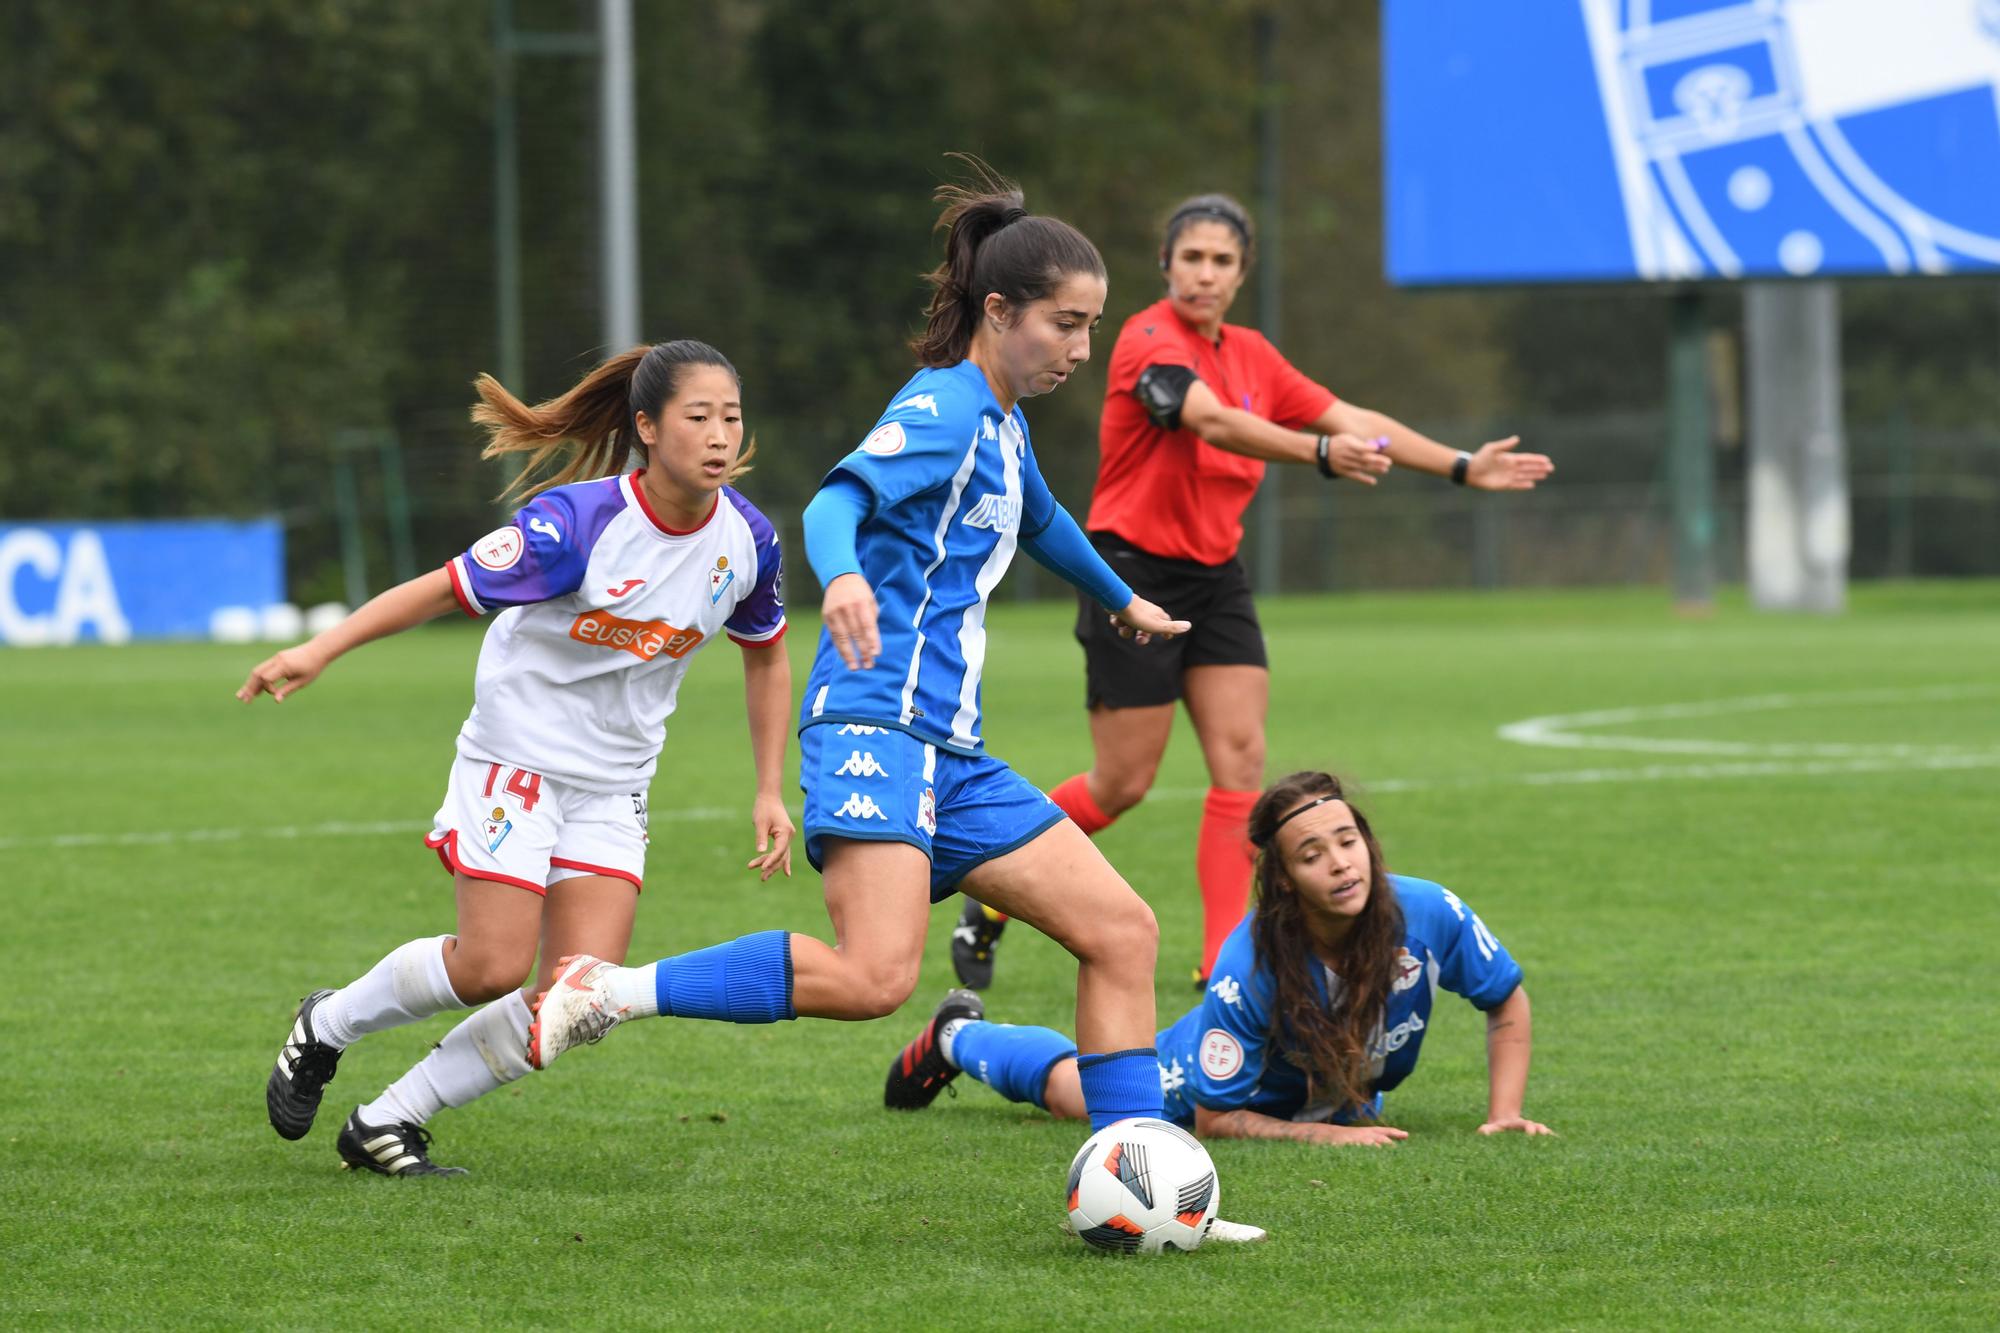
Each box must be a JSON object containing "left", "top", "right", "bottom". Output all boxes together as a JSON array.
[
  {"left": 599, "top": 0, "right": 641, "bottom": 355},
  {"left": 1252, "top": 8, "right": 1283, "bottom": 596}
]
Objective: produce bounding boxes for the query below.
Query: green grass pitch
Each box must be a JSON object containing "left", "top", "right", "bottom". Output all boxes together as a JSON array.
[{"left": 3, "top": 583, "right": 1996, "bottom": 1328}]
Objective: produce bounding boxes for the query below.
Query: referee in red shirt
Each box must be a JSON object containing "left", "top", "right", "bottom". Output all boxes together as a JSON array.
[{"left": 954, "top": 193, "right": 1554, "bottom": 989}]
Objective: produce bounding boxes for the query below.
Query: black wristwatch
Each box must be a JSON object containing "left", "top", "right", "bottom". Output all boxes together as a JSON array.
[{"left": 1450, "top": 450, "right": 1472, "bottom": 486}]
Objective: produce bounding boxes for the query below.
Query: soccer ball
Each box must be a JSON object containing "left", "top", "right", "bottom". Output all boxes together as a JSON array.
[{"left": 1065, "top": 1117, "right": 1218, "bottom": 1254}]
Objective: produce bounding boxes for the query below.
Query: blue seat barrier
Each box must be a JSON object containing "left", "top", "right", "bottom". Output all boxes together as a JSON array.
[{"left": 0, "top": 520, "right": 284, "bottom": 646}]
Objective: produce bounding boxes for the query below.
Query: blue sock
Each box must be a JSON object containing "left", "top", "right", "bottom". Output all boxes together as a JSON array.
[
  {"left": 950, "top": 1022, "right": 1077, "bottom": 1109},
  {"left": 653, "top": 930, "right": 796, "bottom": 1023},
  {"left": 1075, "top": 1047, "right": 1164, "bottom": 1130}
]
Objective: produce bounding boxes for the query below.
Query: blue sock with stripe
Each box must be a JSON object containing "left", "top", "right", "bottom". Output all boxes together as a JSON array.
[
  {"left": 1075, "top": 1047, "right": 1164, "bottom": 1130},
  {"left": 948, "top": 1021, "right": 1077, "bottom": 1110},
  {"left": 653, "top": 930, "right": 796, "bottom": 1023}
]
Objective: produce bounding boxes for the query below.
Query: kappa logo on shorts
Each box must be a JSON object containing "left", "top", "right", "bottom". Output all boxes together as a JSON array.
[
  {"left": 835, "top": 724, "right": 886, "bottom": 736},
  {"left": 481, "top": 805, "right": 513, "bottom": 853},
  {"left": 836, "top": 750, "right": 887, "bottom": 778},
  {"left": 569, "top": 609, "right": 705, "bottom": 661},
  {"left": 917, "top": 786, "right": 936, "bottom": 836},
  {"left": 834, "top": 792, "right": 888, "bottom": 821}
]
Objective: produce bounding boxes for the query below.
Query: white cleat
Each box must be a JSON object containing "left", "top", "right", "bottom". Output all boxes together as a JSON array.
[
  {"left": 1205, "top": 1217, "right": 1269, "bottom": 1243},
  {"left": 528, "top": 954, "right": 629, "bottom": 1070}
]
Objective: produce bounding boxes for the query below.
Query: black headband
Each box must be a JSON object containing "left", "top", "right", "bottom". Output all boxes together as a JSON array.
[
  {"left": 1255, "top": 793, "right": 1342, "bottom": 847},
  {"left": 1166, "top": 204, "right": 1251, "bottom": 251}
]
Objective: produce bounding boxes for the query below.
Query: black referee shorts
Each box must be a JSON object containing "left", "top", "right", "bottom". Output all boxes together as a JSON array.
[{"left": 1073, "top": 531, "right": 1267, "bottom": 710}]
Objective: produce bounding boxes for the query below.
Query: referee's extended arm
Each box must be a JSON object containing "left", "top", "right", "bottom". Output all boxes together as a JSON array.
[{"left": 1177, "top": 379, "right": 1391, "bottom": 484}]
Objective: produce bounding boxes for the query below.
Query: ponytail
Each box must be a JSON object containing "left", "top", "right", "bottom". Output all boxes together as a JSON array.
[
  {"left": 472, "top": 339, "right": 751, "bottom": 503},
  {"left": 912, "top": 155, "right": 1106, "bottom": 368}
]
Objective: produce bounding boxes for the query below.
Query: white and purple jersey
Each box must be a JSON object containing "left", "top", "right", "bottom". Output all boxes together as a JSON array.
[{"left": 445, "top": 471, "right": 785, "bottom": 792}]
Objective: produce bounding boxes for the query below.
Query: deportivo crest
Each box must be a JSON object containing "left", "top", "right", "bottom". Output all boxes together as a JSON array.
[
  {"left": 916, "top": 786, "right": 936, "bottom": 836},
  {"left": 1391, "top": 948, "right": 1424, "bottom": 994},
  {"left": 709, "top": 555, "right": 735, "bottom": 605},
  {"left": 861, "top": 422, "right": 905, "bottom": 456},
  {"left": 481, "top": 805, "right": 513, "bottom": 852},
  {"left": 471, "top": 526, "right": 525, "bottom": 571}
]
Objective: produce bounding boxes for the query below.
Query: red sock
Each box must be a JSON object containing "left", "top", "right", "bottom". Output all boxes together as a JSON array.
[
  {"left": 1197, "top": 788, "right": 1260, "bottom": 977},
  {"left": 1049, "top": 773, "right": 1116, "bottom": 837}
]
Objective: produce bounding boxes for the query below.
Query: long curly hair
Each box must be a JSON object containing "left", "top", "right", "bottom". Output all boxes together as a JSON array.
[{"left": 1247, "top": 771, "right": 1404, "bottom": 1118}]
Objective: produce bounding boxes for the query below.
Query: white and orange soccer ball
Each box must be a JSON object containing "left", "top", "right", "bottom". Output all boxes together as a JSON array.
[{"left": 1065, "top": 1117, "right": 1218, "bottom": 1254}]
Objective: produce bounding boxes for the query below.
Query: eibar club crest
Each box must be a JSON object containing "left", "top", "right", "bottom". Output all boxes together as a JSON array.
[
  {"left": 481, "top": 805, "right": 513, "bottom": 853},
  {"left": 709, "top": 555, "right": 735, "bottom": 605}
]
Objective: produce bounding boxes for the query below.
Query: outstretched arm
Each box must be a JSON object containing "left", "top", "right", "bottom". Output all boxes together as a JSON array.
[
  {"left": 1478, "top": 986, "right": 1553, "bottom": 1135},
  {"left": 1194, "top": 1103, "right": 1407, "bottom": 1146},
  {"left": 739, "top": 639, "right": 794, "bottom": 881},
  {"left": 1179, "top": 380, "right": 1393, "bottom": 484},
  {"left": 1317, "top": 401, "right": 1554, "bottom": 490},
  {"left": 236, "top": 567, "right": 458, "bottom": 703}
]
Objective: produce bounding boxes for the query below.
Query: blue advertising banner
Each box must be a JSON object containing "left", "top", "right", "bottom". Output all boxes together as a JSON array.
[
  {"left": 1385, "top": 0, "right": 2000, "bottom": 284},
  {"left": 0, "top": 519, "right": 284, "bottom": 645}
]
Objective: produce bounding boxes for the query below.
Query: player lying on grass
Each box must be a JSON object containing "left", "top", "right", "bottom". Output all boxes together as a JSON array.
[
  {"left": 244, "top": 339, "right": 793, "bottom": 1176},
  {"left": 892, "top": 770, "right": 1551, "bottom": 1144}
]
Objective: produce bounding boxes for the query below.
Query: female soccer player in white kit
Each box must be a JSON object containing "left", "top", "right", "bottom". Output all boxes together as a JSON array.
[{"left": 247, "top": 340, "right": 793, "bottom": 1176}]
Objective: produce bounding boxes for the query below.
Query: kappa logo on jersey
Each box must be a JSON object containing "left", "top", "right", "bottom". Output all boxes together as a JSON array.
[
  {"left": 981, "top": 417, "right": 998, "bottom": 440},
  {"left": 861, "top": 422, "right": 906, "bottom": 456},
  {"left": 1199, "top": 1028, "right": 1244, "bottom": 1079},
  {"left": 835, "top": 724, "right": 886, "bottom": 736},
  {"left": 960, "top": 493, "right": 1021, "bottom": 532},
  {"left": 1391, "top": 948, "right": 1423, "bottom": 994},
  {"left": 708, "top": 555, "right": 735, "bottom": 605},
  {"left": 1159, "top": 1056, "right": 1187, "bottom": 1096},
  {"left": 916, "top": 786, "right": 936, "bottom": 836},
  {"left": 1208, "top": 975, "right": 1243, "bottom": 1008},
  {"left": 528, "top": 516, "right": 562, "bottom": 543},
  {"left": 835, "top": 750, "right": 887, "bottom": 778},
  {"left": 481, "top": 805, "right": 513, "bottom": 853},
  {"left": 569, "top": 609, "right": 705, "bottom": 661},
  {"left": 834, "top": 792, "right": 888, "bottom": 821},
  {"left": 471, "top": 526, "right": 525, "bottom": 571},
  {"left": 606, "top": 578, "right": 646, "bottom": 599},
  {"left": 892, "top": 393, "right": 940, "bottom": 417}
]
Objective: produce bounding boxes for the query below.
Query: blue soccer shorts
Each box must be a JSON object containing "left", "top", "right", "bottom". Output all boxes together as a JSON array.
[{"left": 798, "top": 722, "right": 1066, "bottom": 902}]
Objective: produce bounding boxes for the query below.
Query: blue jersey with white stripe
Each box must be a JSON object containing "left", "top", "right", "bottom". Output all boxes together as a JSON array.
[
  {"left": 801, "top": 361, "right": 1064, "bottom": 754},
  {"left": 1157, "top": 877, "right": 1523, "bottom": 1125}
]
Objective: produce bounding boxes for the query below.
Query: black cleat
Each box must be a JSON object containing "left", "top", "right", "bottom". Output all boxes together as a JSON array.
[
  {"left": 336, "top": 1110, "right": 468, "bottom": 1177},
  {"left": 950, "top": 898, "right": 1008, "bottom": 990},
  {"left": 267, "top": 989, "right": 342, "bottom": 1140},
  {"left": 884, "top": 989, "right": 984, "bottom": 1110}
]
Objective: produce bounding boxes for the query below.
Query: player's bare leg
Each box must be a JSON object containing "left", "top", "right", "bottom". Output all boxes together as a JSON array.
[{"left": 792, "top": 840, "right": 933, "bottom": 1019}]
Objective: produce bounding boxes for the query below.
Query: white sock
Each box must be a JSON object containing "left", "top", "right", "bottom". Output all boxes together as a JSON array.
[
  {"left": 314, "top": 935, "right": 463, "bottom": 1050},
  {"left": 938, "top": 1017, "right": 970, "bottom": 1069},
  {"left": 603, "top": 962, "right": 660, "bottom": 1019},
  {"left": 358, "top": 991, "right": 534, "bottom": 1128}
]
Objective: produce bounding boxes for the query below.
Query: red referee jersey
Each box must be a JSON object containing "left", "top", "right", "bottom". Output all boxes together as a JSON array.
[{"left": 1087, "top": 298, "right": 1337, "bottom": 566}]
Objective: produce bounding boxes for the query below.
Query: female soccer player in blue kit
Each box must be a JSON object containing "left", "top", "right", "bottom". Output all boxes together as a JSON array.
[
  {"left": 529, "top": 167, "right": 1191, "bottom": 1138},
  {"left": 887, "top": 771, "right": 1553, "bottom": 1145}
]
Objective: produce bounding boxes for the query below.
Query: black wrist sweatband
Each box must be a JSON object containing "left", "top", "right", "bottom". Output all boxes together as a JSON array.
[
  {"left": 1315, "top": 435, "right": 1336, "bottom": 479},
  {"left": 1450, "top": 450, "right": 1471, "bottom": 486}
]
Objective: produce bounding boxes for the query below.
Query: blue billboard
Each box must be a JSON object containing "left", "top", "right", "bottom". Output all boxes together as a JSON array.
[
  {"left": 1385, "top": 0, "right": 2000, "bottom": 284},
  {"left": 0, "top": 519, "right": 284, "bottom": 646}
]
